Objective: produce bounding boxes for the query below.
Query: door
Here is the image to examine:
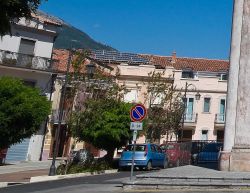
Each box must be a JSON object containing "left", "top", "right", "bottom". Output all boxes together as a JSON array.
[
  {"left": 150, "top": 145, "right": 157, "bottom": 167},
  {"left": 155, "top": 145, "right": 165, "bottom": 166},
  {"left": 219, "top": 99, "right": 226, "bottom": 122},
  {"left": 185, "top": 98, "right": 194, "bottom": 121}
]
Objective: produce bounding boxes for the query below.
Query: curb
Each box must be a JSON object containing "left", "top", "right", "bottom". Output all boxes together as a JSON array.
[{"left": 30, "top": 169, "right": 118, "bottom": 183}]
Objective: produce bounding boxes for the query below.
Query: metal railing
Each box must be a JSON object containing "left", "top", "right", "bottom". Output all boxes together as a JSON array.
[
  {"left": 0, "top": 50, "right": 52, "bottom": 71},
  {"left": 215, "top": 113, "right": 225, "bottom": 123},
  {"left": 50, "top": 110, "right": 68, "bottom": 124},
  {"left": 183, "top": 113, "right": 198, "bottom": 123}
]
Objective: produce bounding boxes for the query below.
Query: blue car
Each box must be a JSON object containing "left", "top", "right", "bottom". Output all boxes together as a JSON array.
[
  {"left": 197, "top": 142, "right": 223, "bottom": 163},
  {"left": 119, "top": 143, "right": 168, "bottom": 170}
]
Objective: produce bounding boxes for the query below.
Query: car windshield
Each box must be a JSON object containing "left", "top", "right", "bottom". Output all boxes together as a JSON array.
[
  {"left": 202, "top": 143, "right": 222, "bottom": 152},
  {"left": 125, "top": 145, "right": 146, "bottom": 151}
]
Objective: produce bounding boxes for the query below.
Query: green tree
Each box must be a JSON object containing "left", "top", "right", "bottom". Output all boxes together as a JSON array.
[
  {"left": 0, "top": 77, "right": 51, "bottom": 149},
  {"left": 0, "top": 0, "right": 43, "bottom": 36},
  {"left": 143, "top": 71, "right": 184, "bottom": 143},
  {"left": 70, "top": 98, "right": 132, "bottom": 164}
]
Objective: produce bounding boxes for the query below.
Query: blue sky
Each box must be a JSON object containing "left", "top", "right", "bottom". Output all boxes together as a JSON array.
[{"left": 40, "top": 0, "right": 233, "bottom": 59}]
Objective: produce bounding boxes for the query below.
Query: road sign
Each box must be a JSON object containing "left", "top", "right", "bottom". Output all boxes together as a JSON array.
[
  {"left": 130, "top": 122, "right": 143, "bottom": 131},
  {"left": 130, "top": 104, "right": 147, "bottom": 122}
]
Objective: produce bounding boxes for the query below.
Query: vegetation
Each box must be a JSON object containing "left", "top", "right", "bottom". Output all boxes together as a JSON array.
[
  {"left": 0, "top": 0, "right": 43, "bottom": 36},
  {"left": 143, "top": 71, "right": 184, "bottom": 142},
  {"left": 60, "top": 50, "right": 132, "bottom": 166},
  {"left": 0, "top": 77, "right": 51, "bottom": 149},
  {"left": 54, "top": 24, "right": 116, "bottom": 51}
]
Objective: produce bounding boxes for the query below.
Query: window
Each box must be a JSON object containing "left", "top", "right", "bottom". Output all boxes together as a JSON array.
[
  {"left": 19, "top": 39, "right": 36, "bottom": 55},
  {"left": 203, "top": 97, "right": 211, "bottom": 112},
  {"left": 182, "top": 70, "right": 194, "bottom": 79},
  {"left": 124, "top": 90, "right": 137, "bottom": 103},
  {"left": 201, "top": 130, "right": 208, "bottom": 140},
  {"left": 219, "top": 73, "right": 228, "bottom": 81}
]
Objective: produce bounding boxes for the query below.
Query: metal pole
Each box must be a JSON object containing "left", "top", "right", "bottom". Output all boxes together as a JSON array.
[
  {"left": 181, "top": 82, "right": 187, "bottom": 141},
  {"left": 49, "top": 50, "right": 72, "bottom": 176},
  {"left": 130, "top": 130, "right": 137, "bottom": 181}
]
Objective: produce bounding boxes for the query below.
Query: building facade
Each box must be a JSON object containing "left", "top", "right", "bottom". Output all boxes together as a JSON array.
[
  {"left": 42, "top": 49, "right": 229, "bottom": 159},
  {"left": 0, "top": 11, "right": 61, "bottom": 162}
]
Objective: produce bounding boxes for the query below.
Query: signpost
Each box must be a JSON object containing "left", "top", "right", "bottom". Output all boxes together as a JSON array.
[{"left": 129, "top": 104, "right": 147, "bottom": 180}]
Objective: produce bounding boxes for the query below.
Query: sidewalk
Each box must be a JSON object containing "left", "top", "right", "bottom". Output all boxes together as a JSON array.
[
  {"left": 0, "top": 160, "right": 57, "bottom": 183},
  {"left": 0, "top": 169, "right": 49, "bottom": 182},
  {"left": 123, "top": 165, "right": 250, "bottom": 190},
  {"left": 0, "top": 160, "right": 60, "bottom": 175}
]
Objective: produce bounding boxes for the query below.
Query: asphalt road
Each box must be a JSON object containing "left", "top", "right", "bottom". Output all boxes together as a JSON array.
[{"left": 2, "top": 170, "right": 250, "bottom": 193}]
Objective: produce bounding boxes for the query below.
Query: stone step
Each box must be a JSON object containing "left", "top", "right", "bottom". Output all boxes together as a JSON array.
[
  {"left": 123, "top": 180, "right": 250, "bottom": 190},
  {"left": 123, "top": 176, "right": 250, "bottom": 190}
]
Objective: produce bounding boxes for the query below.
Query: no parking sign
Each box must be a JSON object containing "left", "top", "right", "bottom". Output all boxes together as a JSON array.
[{"left": 130, "top": 104, "right": 147, "bottom": 122}]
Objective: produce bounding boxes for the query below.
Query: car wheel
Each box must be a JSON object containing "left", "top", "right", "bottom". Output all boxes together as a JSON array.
[
  {"left": 146, "top": 161, "right": 152, "bottom": 171},
  {"left": 118, "top": 167, "right": 124, "bottom": 172}
]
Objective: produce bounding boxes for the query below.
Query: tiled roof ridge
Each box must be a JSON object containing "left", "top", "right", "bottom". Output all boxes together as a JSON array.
[{"left": 140, "top": 53, "right": 228, "bottom": 62}]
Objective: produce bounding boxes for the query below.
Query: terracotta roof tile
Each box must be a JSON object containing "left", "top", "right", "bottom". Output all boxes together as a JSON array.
[
  {"left": 140, "top": 54, "right": 229, "bottom": 72},
  {"left": 31, "top": 12, "right": 61, "bottom": 26}
]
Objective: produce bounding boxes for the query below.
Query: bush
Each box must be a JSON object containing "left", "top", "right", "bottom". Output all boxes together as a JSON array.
[{"left": 56, "top": 158, "right": 112, "bottom": 175}]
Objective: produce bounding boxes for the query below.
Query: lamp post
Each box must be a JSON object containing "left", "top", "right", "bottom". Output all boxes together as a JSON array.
[
  {"left": 180, "top": 82, "right": 201, "bottom": 141},
  {"left": 49, "top": 49, "right": 73, "bottom": 176}
]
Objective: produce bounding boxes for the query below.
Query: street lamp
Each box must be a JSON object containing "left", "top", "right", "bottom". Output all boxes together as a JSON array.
[
  {"left": 180, "top": 82, "right": 200, "bottom": 141},
  {"left": 49, "top": 49, "right": 73, "bottom": 176}
]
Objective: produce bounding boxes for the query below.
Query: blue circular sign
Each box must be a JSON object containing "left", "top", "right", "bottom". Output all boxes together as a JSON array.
[{"left": 130, "top": 104, "right": 147, "bottom": 122}]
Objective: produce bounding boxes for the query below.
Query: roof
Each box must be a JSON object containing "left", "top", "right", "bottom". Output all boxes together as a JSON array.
[
  {"left": 140, "top": 54, "right": 229, "bottom": 72},
  {"left": 53, "top": 49, "right": 229, "bottom": 73},
  {"left": 31, "top": 12, "right": 61, "bottom": 26},
  {"left": 52, "top": 49, "right": 113, "bottom": 73}
]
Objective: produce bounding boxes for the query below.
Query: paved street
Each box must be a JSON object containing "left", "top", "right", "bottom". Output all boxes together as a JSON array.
[{"left": 2, "top": 170, "right": 250, "bottom": 193}]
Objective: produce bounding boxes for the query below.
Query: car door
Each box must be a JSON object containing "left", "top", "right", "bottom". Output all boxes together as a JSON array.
[
  {"left": 150, "top": 144, "right": 157, "bottom": 167},
  {"left": 155, "top": 145, "right": 165, "bottom": 166}
]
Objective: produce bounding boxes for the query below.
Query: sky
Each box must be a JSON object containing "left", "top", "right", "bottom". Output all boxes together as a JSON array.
[{"left": 40, "top": 0, "right": 233, "bottom": 59}]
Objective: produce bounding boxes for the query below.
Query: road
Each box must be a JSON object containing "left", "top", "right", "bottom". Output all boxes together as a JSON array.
[{"left": 2, "top": 170, "right": 250, "bottom": 193}]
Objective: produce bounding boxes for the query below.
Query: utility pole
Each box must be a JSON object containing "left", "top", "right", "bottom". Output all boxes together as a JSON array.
[{"left": 49, "top": 49, "right": 73, "bottom": 176}]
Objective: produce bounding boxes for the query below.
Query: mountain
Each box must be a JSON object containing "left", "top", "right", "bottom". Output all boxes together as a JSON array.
[
  {"left": 54, "top": 24, "right": 116, "bottom": 51},
  {"left": 37, "top": 10, "right": 116, "bottom": 51}
]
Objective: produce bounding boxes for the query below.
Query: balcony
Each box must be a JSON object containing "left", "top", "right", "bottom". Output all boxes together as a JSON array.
[
  {"left": 50, "top": 110, "right": 68, "bottom": 124},
  {"left": 215, "top": 113, "right": 225, "bottom": 128},
  {"left": 182, "top": 113, "right": 198, "bottom": 129},
  {"left": 183, "top": 113, "right": 198, "bottom": 123},
  {"left": 0, "top": 50, "right": 52, "bottom": 71}
]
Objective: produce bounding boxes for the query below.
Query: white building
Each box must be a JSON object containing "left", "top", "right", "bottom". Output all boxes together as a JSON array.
[{"left": 0, "top": 11, "right": 61, "bottom": 162}]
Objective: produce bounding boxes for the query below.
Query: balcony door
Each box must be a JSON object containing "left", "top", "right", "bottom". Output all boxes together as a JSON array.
[
  {"left": 219, "top": 99, "right": 226, "bottom": 121},
  {"left": 18, "top": 38, "right": 36, "bottom": 67},
  {"left": 184, "top": 98, "right": 194, "bottom": 121}
]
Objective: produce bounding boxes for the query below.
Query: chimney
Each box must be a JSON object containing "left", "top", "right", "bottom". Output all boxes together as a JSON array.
[{"left": 171, "top": 51, "right": 177, "bottom": 63}]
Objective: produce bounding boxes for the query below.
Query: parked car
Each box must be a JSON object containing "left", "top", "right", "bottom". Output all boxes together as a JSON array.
[
  {"left": 196, "top": 142, "right": 223, "bottom": 163},
  {"left": 119, "top": 144, "right": 167, "bottom": 170},
  {"left": 160, "top": 142, "right": 191, "bottom": 167}
]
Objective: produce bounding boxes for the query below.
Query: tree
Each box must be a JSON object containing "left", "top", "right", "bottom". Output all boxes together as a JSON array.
[
  {"left": 143, "top": 71, "right": 184, "bottom": 143},
  {"left": 0, "top": 77, "right": 51, "bottom": 149},
  {"left": 70, "top": 98, "right": 132, "bottom": 163},
  {"left": 61, "top": 50, "right": 131, "bottom": 165},
  {"left": 0, "top": 0, "right": 43, "bottom": 36}
]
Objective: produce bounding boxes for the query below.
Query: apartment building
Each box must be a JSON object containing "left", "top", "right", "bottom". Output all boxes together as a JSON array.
[
  {"left": 43, "top": 49, "right": 229, "bottom": 159},
  {"left": 0, "top": 11, "right": 61, "bottom": 162}
]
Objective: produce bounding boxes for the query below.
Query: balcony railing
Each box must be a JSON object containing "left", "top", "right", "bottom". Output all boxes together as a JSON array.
[
  {"left": 183, "top": 113, "right": 198, "bottom": 123},
  {"left": 50, "top": 110, "right": 68, "bottom": 124},
  {"left": 215, "top": 113, "right": 225, "bottom": 124},
  {"left": 0, "top": 50, "right": 52, "bottom": 71}
]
